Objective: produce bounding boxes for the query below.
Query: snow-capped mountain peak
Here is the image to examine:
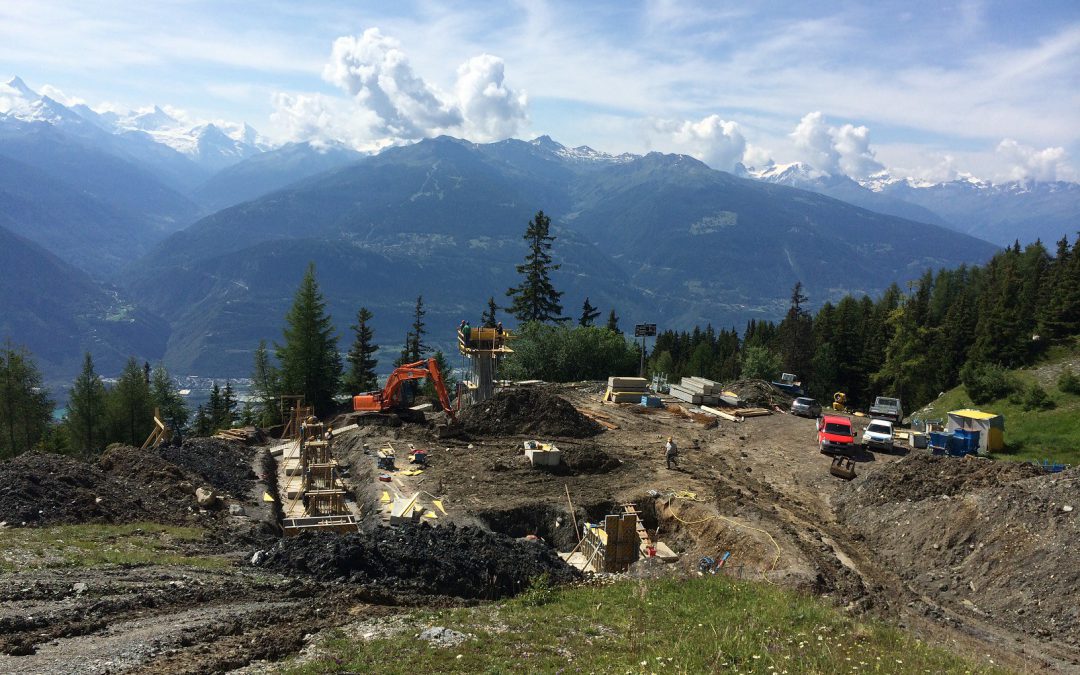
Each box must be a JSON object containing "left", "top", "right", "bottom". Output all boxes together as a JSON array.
[
  {"left": 528, "top": 134, "right": 636, "bottom": 164},
  {"left": 747, "top": 161, "right": 830, "bottom": 183},
  {"left": 124, "top": 105, "right": 180, "bottom": 132},
  {"left": 5, "top": 76, "right": 38, "bottom": 99}
]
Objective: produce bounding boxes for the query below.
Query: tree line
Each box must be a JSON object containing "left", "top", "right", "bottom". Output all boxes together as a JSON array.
[{"left": 647, "top": 236, "right": 1080, "bottom": 410}]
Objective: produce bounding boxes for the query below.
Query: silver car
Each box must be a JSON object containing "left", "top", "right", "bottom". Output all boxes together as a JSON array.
[{"left": 790, "top": 397, "right": 822, "bottom": 418}]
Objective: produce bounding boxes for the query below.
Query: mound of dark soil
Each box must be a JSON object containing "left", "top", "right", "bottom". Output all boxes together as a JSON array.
[
  {"left": 457, "top": 388, "right": 602, "bottom": 438},
  {"left": 256, "top": 523, "right": 580, "bottom": 599},
  {"left": 838, "top": 453, "right": 1043, "bottom": 508},
  {"left": 561, "top": 445, "right": 621, "bottom": 474},
  {"left": 158, "top": 438, "right": 256, "bottom": 498},
  {"left": 0, "top": 448, "right": 213, "bottom": 527}
]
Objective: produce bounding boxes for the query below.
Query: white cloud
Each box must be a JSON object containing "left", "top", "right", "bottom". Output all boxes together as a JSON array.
[
  {"left": 790, "top": 111, "right": 884, "bottom": 179},
  {"left": 37, "top": 84, "right": 83, "bottom": 107},
  {"left": 284, "top": 27, "right": 528, "bottom": 148},
  {"left": 269, "top": 91, "right": 387, "bottom": 152},
  {"left": 651, "top": 115, "right": 748, "bottom": 171},
  {"left": 791, "top": 112, "right": 840, "bottom": 174},
  {"left": 454, "top": 54, "right": 528, "bottom": 142},
  {"left": 996, "top": 139, "right": 1071, "bottom": 182},
  {"left": 323, "top": 28, "right": 462, "bottom": 139}
]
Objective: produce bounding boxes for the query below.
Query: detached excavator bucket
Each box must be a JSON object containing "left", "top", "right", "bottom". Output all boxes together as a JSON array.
[{"left": 830, "top": 455, "right": 857, "bottom": 480}]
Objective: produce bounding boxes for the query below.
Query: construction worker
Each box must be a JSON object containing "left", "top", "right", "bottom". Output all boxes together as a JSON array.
[
  {"left": 495, "top": 321, "right": 504, "bottom": 348},
  {"left": 462, "top": 320, "right": 471, "bottom": 346},
  {"left": 665, "top": 436, "right": 678, "bottom": 469}
]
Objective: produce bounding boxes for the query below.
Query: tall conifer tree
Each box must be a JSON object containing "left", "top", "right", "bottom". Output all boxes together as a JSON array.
[
  {"left": 506, "top": 210, "right": 565, "bottom": 323},
  {"left": 276, "top": 263, "right": 342, "bottom": 416}
]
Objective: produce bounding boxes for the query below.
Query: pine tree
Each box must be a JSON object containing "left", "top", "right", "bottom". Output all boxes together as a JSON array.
[
  {"left": 343, "top": 307, "right": 379, "bottom": 393},
  {"left": 208, "top": 382, "right": 223, "bottom": 431},
  {"left": 66, "top": 352, "right": 107, "bottom": 457},
  {"left": 777, "top": 281, "right": 813, "bottom": 380},
  {"left": 0, "top": 343, "right": 54, "bottom": 459},
  {"left": 251, "top": 339, "right": 280, "bottom": 426},
  {"left": 579, "top": 297, "right": 601, "bottom": 327},
  {"left": 149, "top": 363, "right": 188, "bottom": 435},
  {"left": 506, "top": 210, "right": 566, "bottom": 323},
  {"left": 407, "top": 295, "right": 427, "bottom": 362},
  {"left": 106, "top": 357, "right": 153, "bottom": 447},
  {"left": 606, "top": 308, "right": 620, "bottom": 334},
  {"left": 222, "top": 381, "right": 236, "bottom": 428},
  {"left": 394, "top": 331, "right": 413, "bottom": 367},
  {"left": 276, "top": 263, "right": 342, "bottom": 416},
  {"left": 482, "top": 296, "right": 499, "bottom": 328},
  {"left": 193, "top": 404, "right": 211, "bottom": 436},
  {"left": 421, "top": 350, "right": 457, "bottom": 402}
]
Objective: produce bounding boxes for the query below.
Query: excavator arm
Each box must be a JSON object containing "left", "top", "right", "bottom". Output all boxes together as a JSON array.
[{"left": 352, "top": 358, "right": 456, "bottom": 421}]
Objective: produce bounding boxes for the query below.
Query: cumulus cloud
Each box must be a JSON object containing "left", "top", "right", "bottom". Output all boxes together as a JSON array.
[
  {"left": 270, "top": 91, "right": 387, "bottom": 152},
  {"left": 996, "top": 139, "right": 1070, "bottom": 182},
  {"left": 790, "top": 111, "right": 884, "bottom": 179},
  {"left": 300, "top": 27, "right": 527, "bottom": 147},
  {"left": 652, "top": 115, "right": 749, "bottom": 171},
  {"left": 454, "top": 54, "right": 528, "bottom": 142}
]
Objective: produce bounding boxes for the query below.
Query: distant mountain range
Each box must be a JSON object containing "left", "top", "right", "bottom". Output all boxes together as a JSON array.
[
  {"left": 126, "top": 135, "right": 998, "bottom": 376},
  {"left": 741, "top": 161, "right": 1080, "bottom": 247},
  {"left": 1, "top": 74, "right": 1077, "bottom": 383}
]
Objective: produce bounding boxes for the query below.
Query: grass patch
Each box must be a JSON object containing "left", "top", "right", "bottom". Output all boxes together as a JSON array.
[
  {"left": 919, "top": 359, "right": 1080, "bottom": 467},
  {"left": 285, "top": 576, "right": 1004, "bottom": 674},
  {"left": 0, "top": 522, "right": 225, "bottom": 571}
]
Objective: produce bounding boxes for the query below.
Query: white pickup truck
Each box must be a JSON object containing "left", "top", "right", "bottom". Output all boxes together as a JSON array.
[
  {"left": 869, "top": 396, "right": 903, "bottom": 423},
  {"left": 862, "top": 419, "right": 894, "bottom": 452}
]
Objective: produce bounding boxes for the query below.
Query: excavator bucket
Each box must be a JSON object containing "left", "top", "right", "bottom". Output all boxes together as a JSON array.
[{"left": 830, "top": 455, "right": 857, "bottom": 480}]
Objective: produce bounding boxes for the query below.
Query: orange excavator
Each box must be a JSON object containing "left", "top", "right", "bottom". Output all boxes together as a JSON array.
[{"left": 352, "top": 357, "right": 456, "bottom": 422}]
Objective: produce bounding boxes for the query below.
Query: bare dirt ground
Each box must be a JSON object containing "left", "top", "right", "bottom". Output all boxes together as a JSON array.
[{"left": 1, "top": 383, "right": 1076, "bottom": 673}]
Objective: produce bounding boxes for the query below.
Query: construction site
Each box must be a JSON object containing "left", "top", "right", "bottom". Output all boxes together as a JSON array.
[{"left": 1, "top": 325, "right": 1078, "bottom": 673}]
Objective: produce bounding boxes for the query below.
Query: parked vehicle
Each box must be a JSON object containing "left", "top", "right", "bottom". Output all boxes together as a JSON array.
[
  {"left": 790, "top": 396, "right": 822, "bottom": 418},
  {"left": 818, "top": 415, "right": 857, "bottom": 457},
  {"left": 862, "top": 419, "right": 894, "bottom": 451},
  {"left": 869, "top": 396, "right": 903, "bottom": 423}
]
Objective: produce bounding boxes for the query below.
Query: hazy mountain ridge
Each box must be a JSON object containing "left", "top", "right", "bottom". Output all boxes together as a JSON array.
[{"left": 745, "top": 161, "right": 1080, "bottom": 246}]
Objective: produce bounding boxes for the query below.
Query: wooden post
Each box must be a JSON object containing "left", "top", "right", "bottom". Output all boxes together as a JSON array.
[{"left": 565, "top": 484, "right": 580, "bottom": 542}]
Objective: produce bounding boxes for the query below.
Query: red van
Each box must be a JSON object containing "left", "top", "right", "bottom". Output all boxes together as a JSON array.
[{"left": 818, "top": 415, "right": 856, "bottom": 457}]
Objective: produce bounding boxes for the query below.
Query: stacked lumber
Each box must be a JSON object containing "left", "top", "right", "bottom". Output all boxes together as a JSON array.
[
  {"left": 603, "top": 376, "right": 649, "bottom": 403},
  {"left": 212, "top": 426, "right": 264, "bottom": 444},
  {"left": 669, "top": 376, "right": 722, "bottom": 405}
]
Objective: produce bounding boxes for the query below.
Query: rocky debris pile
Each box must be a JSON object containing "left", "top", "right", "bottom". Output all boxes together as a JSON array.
[
  {"left": 0, "top": 447, "right": 222, "bottom": 527},
  {"left": 456, "top": 388, "right": 603, "bottom": 438},
  {"left": 838, "top": 456, "right": 1079, "bottom": 647},
  {"left": 837, "top": 453, "right": 1042, "bottom": 508},
  {"left": 255, "top": 523, "right": 580, "bottom": 599},
  {"left": 721, "top": 379, "right": 794, "bottom": 408},
  {"left": 158, "top": 438, "right": 256, "bottom": 499}
]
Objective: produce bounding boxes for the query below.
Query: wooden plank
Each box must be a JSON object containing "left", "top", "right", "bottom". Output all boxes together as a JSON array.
[{"left": 700, "top": 405, "right": 743, "bottom": 422}]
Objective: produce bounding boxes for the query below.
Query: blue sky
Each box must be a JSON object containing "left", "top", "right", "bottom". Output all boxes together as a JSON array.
[{"left": 2, "top": 0, "right": 1078, "bottom": 182}]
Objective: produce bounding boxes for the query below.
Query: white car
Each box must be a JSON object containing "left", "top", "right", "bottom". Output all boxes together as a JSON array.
[{"left": 862, "top": 419, "right": 894, "bottom": 452}]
